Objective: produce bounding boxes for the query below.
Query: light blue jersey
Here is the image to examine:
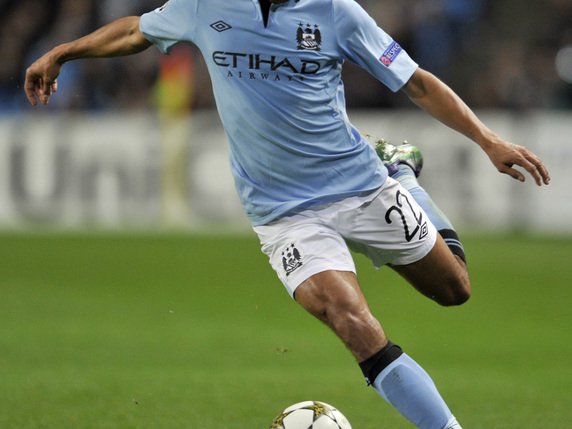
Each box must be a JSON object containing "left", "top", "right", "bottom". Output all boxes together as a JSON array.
[{"left": 140, "top": 0, "right": 418, "bottom": 225}]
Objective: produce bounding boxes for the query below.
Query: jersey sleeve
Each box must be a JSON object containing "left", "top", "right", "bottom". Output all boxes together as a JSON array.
[
  {"left": 332, "top": 0, "right": 418, "bottom": 92},
  {"left": 139, "top": 0, "right": 198, "bottom": 54}
]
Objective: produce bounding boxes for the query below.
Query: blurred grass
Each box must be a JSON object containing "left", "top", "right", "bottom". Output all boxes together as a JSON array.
[{"left": 0, "top": 233, "right": 570, "bottom": 428}]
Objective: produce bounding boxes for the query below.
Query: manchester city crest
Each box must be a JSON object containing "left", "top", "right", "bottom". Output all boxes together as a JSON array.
[
  {"left": 297, "top": 23, "right": 322, "bottom": 51},
  {"left": 282, "top": 243, "right": 303, "bottom": 276}
]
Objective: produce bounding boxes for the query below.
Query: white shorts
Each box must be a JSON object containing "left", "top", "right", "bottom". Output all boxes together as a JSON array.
[{"left": 253, "top": 177, "right": 437, "bottom": 298}]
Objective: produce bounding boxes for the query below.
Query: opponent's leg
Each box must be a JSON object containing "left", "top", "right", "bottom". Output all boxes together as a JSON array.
[{"left": 295, "top": 271, "right": 462, "bottom": 429}]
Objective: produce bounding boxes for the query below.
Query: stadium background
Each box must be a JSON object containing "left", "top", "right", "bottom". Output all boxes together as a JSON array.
[{"left": 0, "top": 0, "right": 571, "bottom": 428}]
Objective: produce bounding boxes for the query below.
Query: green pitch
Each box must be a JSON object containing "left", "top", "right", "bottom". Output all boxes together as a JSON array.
[{"left": 0, "top": 233, "right": 570, "bottom": 428}]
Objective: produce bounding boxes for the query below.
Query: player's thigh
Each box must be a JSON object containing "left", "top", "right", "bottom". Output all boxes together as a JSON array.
[
  {"left": 391, "top": 235, "right": 471, "bottom": 306},
  {"left": 253, "top": 213, "right": 356, "bottom": 299},
  {"left": 295, "top": 270, "right": 387, "bottom": 361}
]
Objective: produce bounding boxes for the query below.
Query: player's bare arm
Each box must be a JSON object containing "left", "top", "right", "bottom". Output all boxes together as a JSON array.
[
  {"left": 25, "top": 16, "right": 151, "bottom": 107},
  {"left": 402, "top": 68, "right": 551, "bottom": 186}
]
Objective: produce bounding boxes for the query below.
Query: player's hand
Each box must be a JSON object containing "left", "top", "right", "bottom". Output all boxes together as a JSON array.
[
  {"left": 25, "top": 53, "right": 61, "bottom": 107},
  {"left": 484, "top": 140, "right": 550, "bottom": 186}
]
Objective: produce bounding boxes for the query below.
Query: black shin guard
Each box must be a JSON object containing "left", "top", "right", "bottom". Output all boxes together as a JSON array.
[
  {"left": 439, "top": 229, "right": 467, "bottom": 264},
  {"left": 359, "top": 341, "right": 403, "bottom": 386}
]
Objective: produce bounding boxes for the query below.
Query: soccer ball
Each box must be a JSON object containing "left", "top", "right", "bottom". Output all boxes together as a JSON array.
[{"left": 270, "top": 401, "right": 352, "bottom": 429}]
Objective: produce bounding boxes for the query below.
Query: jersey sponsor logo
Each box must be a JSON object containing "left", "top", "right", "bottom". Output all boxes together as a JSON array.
[
  {"left": 380, "top": 41, "right": 402, "bottom": 67},
  {"left": 385, "top": 190, "right": 428, "bottom": 242},
  {"left": 296, "top": 23, "right": 322, "bottom": 51},
  {"left": 282, "top": 243, "right": 303, "bottom": 276},
  {"left": 210, "top": 20, "right": 232, "bottom": 33},
  {"left": 212, "top": 51, "right": 321, "bottom": 75}
]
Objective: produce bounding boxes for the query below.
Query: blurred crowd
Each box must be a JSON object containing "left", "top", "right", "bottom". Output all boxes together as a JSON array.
[{"left": 1, "top": 0, "right": 571, "bottom": 112}]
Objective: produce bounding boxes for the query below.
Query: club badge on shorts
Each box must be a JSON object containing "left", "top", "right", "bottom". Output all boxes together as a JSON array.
[{"left": 282, "top": 243, "right": 303, "bottom": 276}]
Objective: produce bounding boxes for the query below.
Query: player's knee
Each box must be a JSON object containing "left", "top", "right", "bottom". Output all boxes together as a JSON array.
[
  {"left": 436, "top": 272, "right": 471, "bottom": 307},
  {"left": 329, "top": 302, "right": 373, "bottom": 332},
  {"left": 323, "top": 294, "right": 381, "bottom": 346},
  {"left": 295, "top": 272, "right": 384, "bottom": 358},
  {"left": 443, "top": 284, "right": 471, "bottom": 307},
  {"left": 300, "top": 277, "right": 369, "bottom": 327}
]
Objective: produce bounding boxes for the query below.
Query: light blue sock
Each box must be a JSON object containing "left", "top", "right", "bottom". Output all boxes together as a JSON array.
[
  {"left": 391, "top": 165, "right": 454, "bottom": 232},
  {"left": 373, "top": 353, "right": 461, "bottom": 429}
]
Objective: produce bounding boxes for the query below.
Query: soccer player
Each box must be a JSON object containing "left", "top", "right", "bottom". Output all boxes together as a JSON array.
[{"left": 24, "top": 1, "right": 550, "bottom": 428}]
